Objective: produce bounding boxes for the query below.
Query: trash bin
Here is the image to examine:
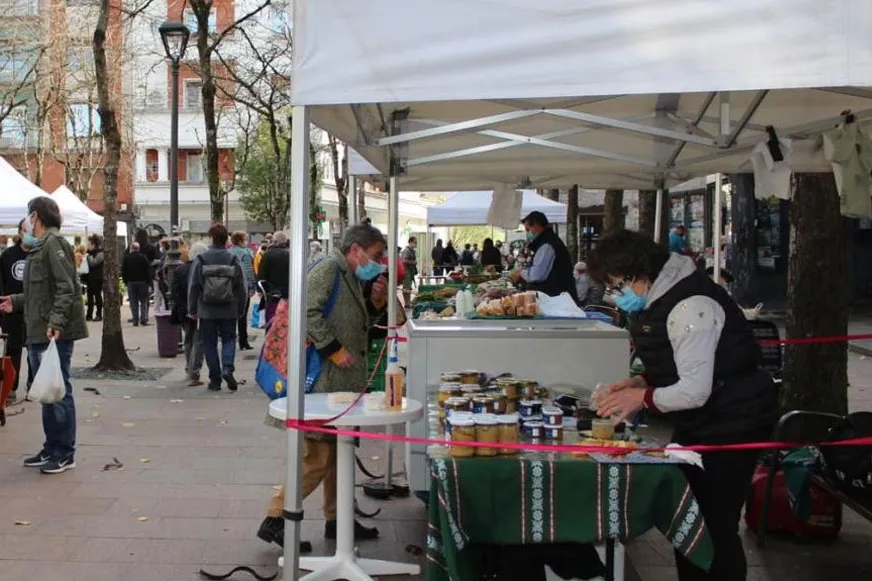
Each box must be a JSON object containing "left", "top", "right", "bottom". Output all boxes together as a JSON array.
[{"left": 155, "top": 312, "right": 182, "bottom": 358}]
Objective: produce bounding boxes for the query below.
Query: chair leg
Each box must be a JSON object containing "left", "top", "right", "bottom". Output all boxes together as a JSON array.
[{"left": 757, "top": 455, "right": 780, "bottom": 548}]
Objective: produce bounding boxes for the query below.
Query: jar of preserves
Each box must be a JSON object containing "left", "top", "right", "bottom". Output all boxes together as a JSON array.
[
  {"left": 524, "top": 421, "right": 544, "bottom": 439},
  {"left": 438, "top": 383, "right": 463, "bottom": 419},
  {"left": 474, "top": 414, "right": 499, "bottom": 457},
  {"left": 461, "top": 386, "right": 483, "bottom": 399},
  {"left": 459, "top": 371, "right": 480, "bottom": 385},
  {"left": 441, "top": 372, "right": 462, "bottom": 383},
  {"left": 445, "top": 397, "right": 471, "bottom": 420},
  {"left": 446, "top": 411, "right": 473, "bottom": 437},
  {"left": 542, "top": 407, "right": 563, "bottom": 426},
  {"left": 472, "top": 396, "right": 496, "bottom": 414},
  {"left": 519, "top": 398, "right": 543, "bottom": 418},
  {"left": 488, "top": 391, "right": 507, "bottom": 414},
  {"left": 517, "top": 379, "right": 539, "bottom": 399},
  {"left": 449, "top": 416, "right": 476, "bottom": 458},
  {"left": 496, "top": 378, "right": 520, "bottom": 399},
  {"left": 498, "top": 414, "right": 520, "bottom": 455},
  {"left": 505, "top": 398, "right": 519, "bottom": 414},
  {"left": 544, "top": 425, "right": 563, "bottom": 441}
]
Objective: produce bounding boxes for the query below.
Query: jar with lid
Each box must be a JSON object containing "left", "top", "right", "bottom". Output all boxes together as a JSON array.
[
  {"left": 518, "top": 379, "right": 539, "bottom": 399},
  {"left": 449, "top": 416, "right": 476, "bottom": 458},
  {"left": 488, "top": 390, "right": 507, "bottom": 414},
  {"left": 472, "top": 395, "right": 496, "bottom": 414},
  {"left": 445, "top": 397, "right": 471, "bottom": 420},
  {"left": 498, "top": 414, "right": 520, "bottom": 455},
  {"left": 461, "top": 385, "right": 483, "bottom": 399},
  {"left": 524, "top": 421, "right": 544, "bottom": 439},
  {"left": 519, "top": 398, "right": 543, "bottom": 418},
  {"left": 446, "top": 411, "right": 473, "bottom": 437},
  {"left": 459, "top": 371, "right": 480, "bottom": 385},
  {"left": 441, "top": 372, "right": 462, "bottom": 383},
  {"left": 474, "top": 414, "right": 499, "bottom": 457},
  {"left": 542, "top": 407, "right": 563, "bottom": 426},
  {"left": 438, "top": 383, "right": 464, "bottom": 420},
  {"left": 496, "top": 378, "right": 520, "bottom": 399}
]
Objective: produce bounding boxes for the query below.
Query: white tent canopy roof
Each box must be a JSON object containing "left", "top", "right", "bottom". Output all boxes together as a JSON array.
[
  {"left": 427, "top": 190, "right": 566, "bottom": 226},
  {"left": 293, "top": 0, "right": 872, "bottom": 190},
  {"left": 0, "top": 156, "right": 51, "bottom": 227},
  {"left": 52, "top": 186, "right": 128, "bottom": 237}
]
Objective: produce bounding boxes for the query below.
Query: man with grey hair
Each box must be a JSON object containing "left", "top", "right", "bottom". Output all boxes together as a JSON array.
[
  {"left": 122, "top": 240, "right": 152, "bottom": 326},
  {"left": 258, "top": 223, "right": 388, "bottom": 549},
  {"left": 172, "top": 241, "right": 207, "bottom": 385},
  {"left": 257, "top": 231, "right": 290, "bottom": 325}
]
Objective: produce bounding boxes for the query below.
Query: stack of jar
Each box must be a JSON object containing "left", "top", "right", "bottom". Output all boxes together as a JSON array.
[
  {"left": 518, "top": 398, "right": 564, "bottom": 442},
  {"left": 448, "top": 412, "right": 520, "bottom": 458}
]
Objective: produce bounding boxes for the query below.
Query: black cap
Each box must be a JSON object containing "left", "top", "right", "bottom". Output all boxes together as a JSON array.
[{"left": 522, "top": 211, "right": 548, "bottom": 228}]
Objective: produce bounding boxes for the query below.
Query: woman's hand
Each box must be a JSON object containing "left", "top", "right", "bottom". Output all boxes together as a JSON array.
[
  {"left": 597, "top": 387, "right": 646, "bottom": 424},
  {"left": 608, "top": 376, "right": 646, "bottom": 393}
]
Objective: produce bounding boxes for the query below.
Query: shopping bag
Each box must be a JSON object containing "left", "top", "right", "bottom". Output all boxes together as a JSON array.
[
  {"left": 256, "top": 264, "right": 341, "bottom": 399},
  {"left": 251, "top": 303, "right": 261, "bottom": 329},
  {"left": 30, "top": 339, "right": 65, "bottom": 404}
]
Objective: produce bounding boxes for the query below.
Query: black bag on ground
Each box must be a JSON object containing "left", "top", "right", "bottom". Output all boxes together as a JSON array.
[{"left": 821, "top": 411, "right": 872, "bottom": 498}]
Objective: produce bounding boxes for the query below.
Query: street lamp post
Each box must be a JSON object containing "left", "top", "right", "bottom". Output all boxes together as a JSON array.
[
  {"left": 159, "top": 20, "right": 190, "bottom": 314},
  {"left": 158, "top": 20, "right": 190, "bottom": 237}
]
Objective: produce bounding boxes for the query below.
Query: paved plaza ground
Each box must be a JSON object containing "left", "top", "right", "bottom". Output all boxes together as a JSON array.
[{"left": 0, "top": 315, "right": 871, "bottom": 581}]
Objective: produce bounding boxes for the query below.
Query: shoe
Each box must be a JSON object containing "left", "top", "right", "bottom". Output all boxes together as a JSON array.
[
  {"left": 127, "top": 318, "right": 135, "bottom": 323},
  {"left": 94, "top": 316, "right": 103, "bottom": 322},
  {"left": 256, "top": 517, "right": 313, "bottom": 552},
  {"left": 240, "top": 344, "right": 254, "bottom": 351},
  {"left": 223, "top": 374, "right": 238, "bottom": 392},
  {"left": 207, "top": 383, "right": 221, "bottom": 392},
  {"left": 23, "top": 452, "right": 51, "bottom": 468},
  {"left": 41, "top": 458, "right": 76, "bottom": 474},
  {"left": 133, "top": 322, "right": 139, "bottom": 327},
  {"left": 7, "top": 392, "right": 17, "bottom": 404},
  {"left": 188, "top": 378, "right": 205, "bottom": 387},
  {"left": 86, "top": 316, "right": 93, "bottom": 322},
  {"left": 140, "top": 320, "right": 149, "bottom": 326},
  {"left": 324, "top": 519, "right": 379, "bottom": 540}
]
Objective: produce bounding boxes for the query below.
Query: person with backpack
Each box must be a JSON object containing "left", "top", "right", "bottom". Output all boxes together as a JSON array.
[{"left": 188, "top": 224, "right": 247, "bottom": 392}]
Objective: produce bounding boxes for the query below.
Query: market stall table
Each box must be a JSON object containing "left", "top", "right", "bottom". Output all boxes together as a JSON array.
[
  {"left": 268, "top": 394, "right": 425, "bottom": 581},
  {"left": 426, "top": 445, "right": 714, "bottom": 581}
]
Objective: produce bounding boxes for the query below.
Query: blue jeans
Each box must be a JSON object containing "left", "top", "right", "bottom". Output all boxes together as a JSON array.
[
  {"left": 199, "top": 318, "right": 237, "bottom": 385},
  {"left": 28, "top": 340, "right": 76, "bottom": 462}
]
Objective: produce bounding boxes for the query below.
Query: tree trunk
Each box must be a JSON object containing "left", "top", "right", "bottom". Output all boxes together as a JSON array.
[
  {"left": 603, "top": 189, "right": 624, "bottom": 235},
  {"left": 782, "top": 173, "right": 847, "bottom": 415},
  {"left": 357, "top": 182, "right": 367, "bottom": 222},
  {"left": 92, "top": 0, "right": 134, "bottom": 371},
  {"left": 566, "top": 185, "right": 579, "bottom": 262},
  {"left": 637, "top": 189, "right": 657, "bottom": 239},
  {"left": 728, "top": 174, "right": 757, "bottom": 305},
  {"left": 328, "top": 137, "right": 348, "bottom": 236},
  {"left": 545, "top": 189, "right": 560, "bottom": 202}
]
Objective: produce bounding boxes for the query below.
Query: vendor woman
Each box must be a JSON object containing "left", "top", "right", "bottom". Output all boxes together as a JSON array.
[{"left": 587, "top": 230, "right": 777, "bottom": 581}]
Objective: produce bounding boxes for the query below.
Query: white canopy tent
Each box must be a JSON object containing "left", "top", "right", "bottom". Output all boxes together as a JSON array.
[
  {"left": 51, "top": 186, "right": 128, "bottom": 237},
  {"left": 0, "top": 156, "right": 51, "bottom": 228},
  {"left": 281, "top": 1, "right": 872, "bottom": 577},
  {"left": 427, "top": 190, "right": 566, "bottom": 226}
]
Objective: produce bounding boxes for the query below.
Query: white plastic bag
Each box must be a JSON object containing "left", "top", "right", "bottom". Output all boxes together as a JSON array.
[{"left": 30, "top": 339, "right": 65, "bottom": 404}]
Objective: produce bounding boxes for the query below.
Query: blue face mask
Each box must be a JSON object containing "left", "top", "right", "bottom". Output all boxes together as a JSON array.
[
  {"left": 526, "top": 231, "right": 536, "bottom": 242},
  {"left": 355, "top": 258, "right": 386, "bottom": 282},
  {"left": 23, "top": 233, "right": 39, "bottom": 248},
  {"left": 613, "top": 287, "right": 647, "bottom": 314}
]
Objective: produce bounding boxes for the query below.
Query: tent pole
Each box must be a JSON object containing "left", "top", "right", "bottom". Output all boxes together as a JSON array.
[
  {"left": 282, "top": 105, "right": 310, "bottom": 580},
  {"left": 654, "top": 188, "right": 664, "bottom": 243},
  {"left": 383, "top": 175, "right": 400, "bottom": 493},
  {"left": 712, "top": 173, "right": 723, "bottom": 283},
  {"left": 349, "top": 175, "right": 358, "bottom": 226}
]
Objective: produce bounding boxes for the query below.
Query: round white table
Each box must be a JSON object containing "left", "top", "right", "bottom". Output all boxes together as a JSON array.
[{"left": 269, "top": 394, "right": 425, "bottom": 581}]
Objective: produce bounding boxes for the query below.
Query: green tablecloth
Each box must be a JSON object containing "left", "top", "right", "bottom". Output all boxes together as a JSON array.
[{"left": 426, "top": 455, "right": 713, "bottom": 581}]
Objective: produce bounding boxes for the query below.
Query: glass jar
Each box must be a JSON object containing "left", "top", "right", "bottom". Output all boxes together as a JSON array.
[
  {"left": 505, "top": 398, "right": 519, "bottom": 414},
  {"left": 519, "top": 398, "right": 543, "bottom": 418},
  {"left": 474, "top": 414, "right": 499, "bottom": 457},
  {"left": 524, "top": 421, "right": 544, "bottom": 439},
  {"left": 461, "top": 386, "right": 483, "bottom": 399},
  {"left": 544, "top": 425, "right": 563, "bottom": 441},
  {"left": 488, "top": 390, "right": 507, "bottom": 414},
  {"left": 542, "top": 407, "right": 563, "bottom": 426},
  {"left": 518, "top": 379, "right": 539, "bottom": 399},
  {"left": 459, "top": 371, "right": 480, "bottom": 385},
  {"left": 445, "top": 397, "right": 471, "bottom": 420},
  {"left": 472, "top": 396, "right": 496, "bottom": 414},
  {"left": 446, "top": 412, "right": 472, "bottom": 438},
  {"left": 496, "top": 378, "right": 520, "bottom": 399},
  {"left": 498, "top": 414, "right": 520, "bottom": 455},
  {"left": 449, "top": 416, "right": 476, "bottom": 458},
  {"left": 441, "top": 372, "right": 462, "bottom": 383},
  {"left": 591, "top": 418, "right": 615, "bottom": 440},
  {"left": 438, "top": 383, "right": 464, "bottom": 420}
]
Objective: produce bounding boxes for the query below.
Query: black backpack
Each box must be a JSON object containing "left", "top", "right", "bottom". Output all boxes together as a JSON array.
[
  {"left": 199, "top": 257, "right": 236, "bottom": 305},
  {"left": 821, "top": 412, "right": 872, "bottom": 498}
]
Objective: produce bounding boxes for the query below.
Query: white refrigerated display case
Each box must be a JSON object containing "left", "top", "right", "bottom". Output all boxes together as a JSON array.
[{"left": 405, "top": 318, "right": 631, "bottom": 496}]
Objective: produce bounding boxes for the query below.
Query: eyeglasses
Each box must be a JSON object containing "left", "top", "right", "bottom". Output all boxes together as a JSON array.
[{"left": 605, "top": 279, "right": 629, "bottom": 296}]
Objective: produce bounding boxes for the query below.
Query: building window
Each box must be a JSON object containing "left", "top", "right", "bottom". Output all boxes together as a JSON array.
[
  {"left": 184, "top": 79, "right": 202, "bottom": 109},
  {"left": 185, "top": 10, "right": 216, "bottom": 34},
  {"left": 0, "top": 106, "right": 26, "bottom": 147},
  {"left": 146, "top": 149, "right": 159, "bottom": 182},
  {"left": 67, "top": 103, "right": 101, "bottom": 138},
  {"left": 268, "top": 5, "right": 289, "bottom": 34},
  {"left": 186, "top": 153, "right": 204, "bottom": 183},
  {"left": 0, "top": 53, "right": 30, "bottom": 83},
  {"left": 0, "top": 0, "right": 38, "bottom": 17},
  {"left": 68, "top": 47, "right": 94, "bottom": 74}
]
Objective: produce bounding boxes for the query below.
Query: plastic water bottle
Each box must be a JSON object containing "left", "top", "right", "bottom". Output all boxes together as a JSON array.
[{"left": 385, "top": 331, "right": 404, "bottom": 410}]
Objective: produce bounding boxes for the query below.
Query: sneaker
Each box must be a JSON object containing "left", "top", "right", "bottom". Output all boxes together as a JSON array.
[
  {"left": 41, "top": 458, "right": 76, "bottom": 474},
  {"left": 23, "top": 452, "right": 51, "bottom": 468},
  {"left": 133, "top": 322, "right": 139, "bottom": 327},
  {"left": 188, "top": 378, "right": 205, "bottom": 387},
  {"left": 223, "top": 374, "right": 238, "bottom": 392},
  {"left": 325, "top": 519, "right": 378, "bottom": 540}
]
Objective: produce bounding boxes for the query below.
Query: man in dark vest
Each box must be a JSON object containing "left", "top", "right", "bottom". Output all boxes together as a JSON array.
[{"left": 511, "top": 211, "right": 577, "bottom": 302}]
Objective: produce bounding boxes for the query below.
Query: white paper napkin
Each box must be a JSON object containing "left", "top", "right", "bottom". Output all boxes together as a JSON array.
[{"left": 664, "top": 444, "right": 704, "bottom": 469}]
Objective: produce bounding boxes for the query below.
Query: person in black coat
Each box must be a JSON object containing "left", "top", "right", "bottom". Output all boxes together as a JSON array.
[
  {"left": 479, "top": 237, "right": 503, "bottom": 272},
  {"left": 442, "top": 241, "right": 459, "bottom": 270},
  {"left": 459, "top": 244, "right": 475, "bottom": 266},
  {"left": 430, "top": 239, "right": 444, "bottom": 275},
  {"left": 258, "top": 231, "right": 290, "bottom": 324},
  {"left": 171, "top": 242, "right": 205, "bottom": 385},
  {"left": 122, "top": 242, "right": 153, "bottom": 326},
  {"left": 85, "top": 233, "right": 105, "bottom": 321},
  {"left": 0, "top": 220, "right": 32, "bottom": 403}
]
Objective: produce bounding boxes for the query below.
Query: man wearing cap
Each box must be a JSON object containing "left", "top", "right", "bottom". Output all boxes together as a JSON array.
[{"left": 511, "top": 211, "right": 578, "bottom": 301}]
